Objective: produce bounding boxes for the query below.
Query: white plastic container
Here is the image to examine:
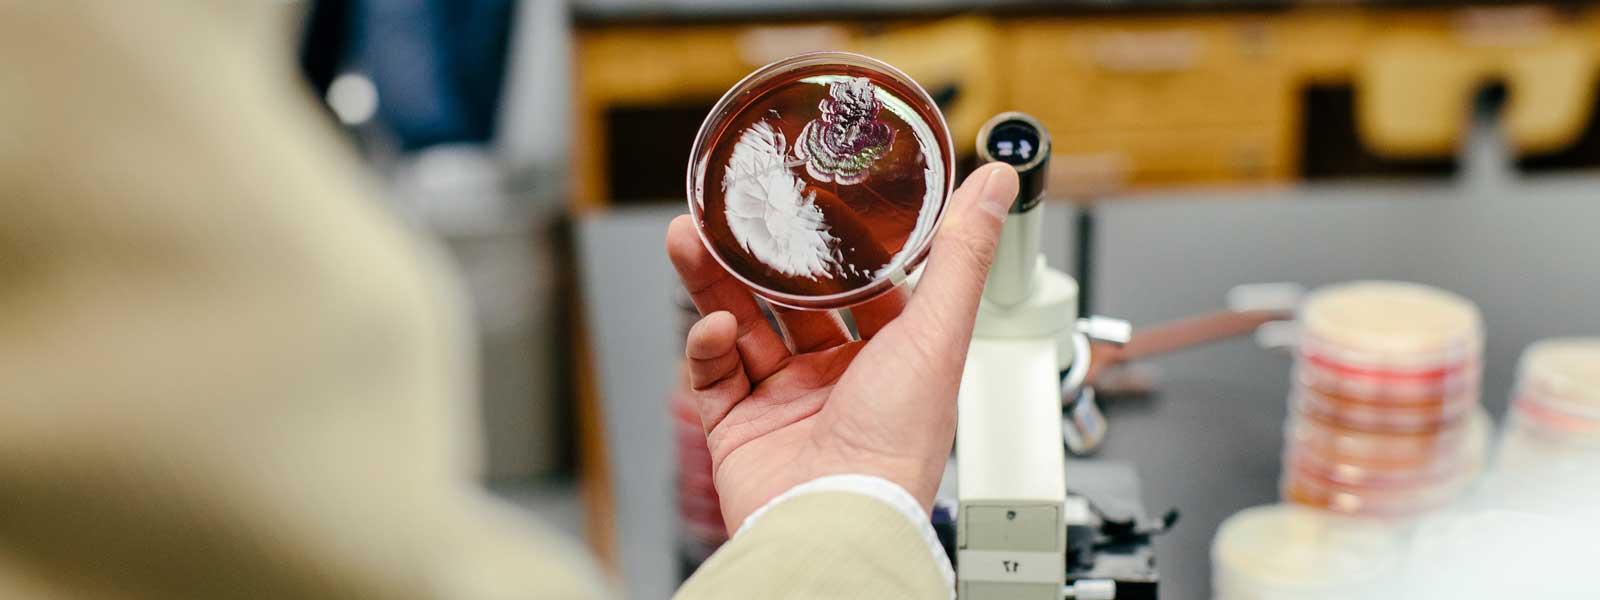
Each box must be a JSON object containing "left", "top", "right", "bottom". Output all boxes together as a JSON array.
[
  {"left": 1212, "top": 504, "right": 1401, "bottom": 600},
  {"left": 1477, "top": 339, "right": 1600, "bottom": 514}
]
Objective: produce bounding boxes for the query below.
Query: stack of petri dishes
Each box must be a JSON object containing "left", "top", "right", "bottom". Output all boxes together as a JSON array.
[
  {"left": 1280, "top": 281, "right": 1489, "bottom": 517},
  {"left": 1477, "top": 338, "right": 1600, "bottom": 513}
]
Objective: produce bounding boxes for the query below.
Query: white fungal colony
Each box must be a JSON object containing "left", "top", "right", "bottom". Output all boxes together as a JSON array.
[{"left": 721, "top": 120, "right": 838, "bottom": 280}]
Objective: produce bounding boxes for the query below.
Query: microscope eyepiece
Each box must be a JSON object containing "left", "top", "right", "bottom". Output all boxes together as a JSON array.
[{"left": 976, "top": 112, "right": 1051, "bottom": 213}]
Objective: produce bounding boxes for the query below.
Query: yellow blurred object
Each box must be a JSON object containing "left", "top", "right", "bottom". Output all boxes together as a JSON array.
[
  {"left": 1003, "top": 15, "right": 1297, "bottom": 194},
  {"left": 1499, "top": 32, "right": 1597, "bottom": 154},
  {"left": 1358, "top": 7, "right": 1600, "bottom": 159},
  {"left": 1358, "top": 33, "right": 1482, "bottom": 158}
]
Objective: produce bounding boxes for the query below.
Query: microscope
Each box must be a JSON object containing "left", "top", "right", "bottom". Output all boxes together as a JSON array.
[{"left": 947, "top": 113, "right": 1160, "bottom": 600}]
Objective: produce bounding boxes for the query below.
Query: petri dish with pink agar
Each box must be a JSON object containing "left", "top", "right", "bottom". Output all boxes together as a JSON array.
[
  {"left": 1477, "top": 339, "right": 1600, "bottom": 512},
  {"left": 1506, "top": 338, "right": 1600, "bottom": 438},
  {"left": 686, "top": 52, "right": 955, "bottom": 310}
]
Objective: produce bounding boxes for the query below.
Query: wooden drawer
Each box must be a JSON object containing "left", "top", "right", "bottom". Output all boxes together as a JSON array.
[
  {"left": 1047, "top": 125, "right": 1293, "bottom": 194},
  {"left": 1002, "top": 17, "right": 1294, "bottom": 134}
]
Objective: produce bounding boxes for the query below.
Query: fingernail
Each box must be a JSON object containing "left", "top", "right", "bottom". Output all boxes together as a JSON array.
[{"left": 977, "top": 164, "right": 1018, "bottom": 220}]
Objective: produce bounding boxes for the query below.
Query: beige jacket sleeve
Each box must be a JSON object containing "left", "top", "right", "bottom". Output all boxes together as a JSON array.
[
  {"left": 678, "top": 491, "right": 950, "bottom": 599},
  {"left": 0, "top": 3, "right": 602, "bottom": 599},
  {"left": 0, "top": 3, "right": 947, "bottom": 599}
]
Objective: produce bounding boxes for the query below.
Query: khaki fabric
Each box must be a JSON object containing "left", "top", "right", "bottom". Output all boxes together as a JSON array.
[
  {"left": 677, "top": 492, "right": 948, "bottom": 600},
  {"left": 0, "top": 2, "right": 943, "bottom": 599}
]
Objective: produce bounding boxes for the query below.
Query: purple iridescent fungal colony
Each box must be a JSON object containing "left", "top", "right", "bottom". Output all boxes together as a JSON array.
[{"left": 794, "top": 77, "right": 896, "bottom": 185}]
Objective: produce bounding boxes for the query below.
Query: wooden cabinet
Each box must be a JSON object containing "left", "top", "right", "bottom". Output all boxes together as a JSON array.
[{"left": 570, "top": 6, "right": 1600, "bottom": 207}]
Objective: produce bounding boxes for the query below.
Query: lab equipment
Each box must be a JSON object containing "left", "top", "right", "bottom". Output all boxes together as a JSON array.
[
  {"left": 686, "top": 52, "right": 954, "bottom": 310},
  {"left": 953, "top": 112, "right": 1145, "bottom": 599}
]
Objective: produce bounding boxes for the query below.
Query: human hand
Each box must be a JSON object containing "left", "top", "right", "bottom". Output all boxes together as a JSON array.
[{"left": 666, "top": 162, "right": 1020, "bottom": 529}]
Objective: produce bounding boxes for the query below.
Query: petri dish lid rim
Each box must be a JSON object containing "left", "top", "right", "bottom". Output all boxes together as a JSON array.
[{"left": 683, "top": 51, "right": 956, "bottom": 311}]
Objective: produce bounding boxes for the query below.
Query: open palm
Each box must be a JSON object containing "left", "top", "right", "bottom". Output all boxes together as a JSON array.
[{"left": 668, "top": 163, "right": 1020, "bottom": 529}]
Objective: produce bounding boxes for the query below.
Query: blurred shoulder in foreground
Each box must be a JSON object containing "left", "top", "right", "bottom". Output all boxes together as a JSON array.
[{"left": 0, "top": 3, "right": 603, "bottom": 598}]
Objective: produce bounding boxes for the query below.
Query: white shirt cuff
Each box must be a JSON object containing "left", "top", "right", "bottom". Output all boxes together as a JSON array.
[{"left": 735, "top": 474, "right": 956, "bottom": 597}]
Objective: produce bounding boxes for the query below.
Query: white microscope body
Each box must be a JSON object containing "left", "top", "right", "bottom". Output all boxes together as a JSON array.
[{"left": 955, "top": 113, "right": 1116, "bottom": 600}]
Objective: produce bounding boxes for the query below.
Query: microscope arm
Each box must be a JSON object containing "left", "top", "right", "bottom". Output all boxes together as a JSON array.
[{"left": 956, "top": 337, "right": 1069, "bottom": 595}]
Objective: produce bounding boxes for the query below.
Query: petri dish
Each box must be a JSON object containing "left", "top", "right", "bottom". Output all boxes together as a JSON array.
[
  {"left": 1281, "top": 462, "right": 1476, "bottom": 517},
  {"left": 1286, "top": 410, "right": 1475, "bottom": 470},
  {"left": 1212, "top": 504, "right": 1401, "bottom": 600},
  {"left": 1509, "top": 338, "right": 1600, "bottom": 437},
  {"left": 686, "top": 52, "right": 955, "bottom": 310},
  {"left": 1285, "top": 407, "right": 1488, "bottom": 488},
  {"left": 1297, "top": 281, "right": 1483, "bottom": 375},
  {"left": 1292, "top": 383, "right": 1477, "bottom": 434},
  {"left": 1478, "top": 339, "right": 1600, "bottom": 512},
  {"left": 1283, "top": 408, "right": 1488, "bottom": 517}
]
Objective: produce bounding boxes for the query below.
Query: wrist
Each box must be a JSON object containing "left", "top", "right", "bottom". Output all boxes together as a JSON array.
[{"left": 806, "top": 445, "right": 948, "bottom": 514}]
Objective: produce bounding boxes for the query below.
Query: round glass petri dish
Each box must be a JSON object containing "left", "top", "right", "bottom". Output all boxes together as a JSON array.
[
  {"left": 1212, "top": 504, "right": 1401, "bottom": 600},
  {"left": 1282, "top": 408, "right": 1488, "bottom": 517},
  {"left": 1286, "top": 409, "right": 1475, "bottom": 470},
  {"left": 1296, "top": 281, "right": 1484, "bottom": 380},
  {"left": 1282, "top": 459, "right": 1477, "bottom": 517},
  {"left": 685, "top": 52, "right": 955, "bottom": 310},
  {"left": 1284, "top": 407, "right": 1488, "bottom": 488},
  {"left": 1509, "top": 338, "right": 1600, "bottom": 438},
  {"left": 1291, "top": 382, "right": 1478, "bottom": 433}
]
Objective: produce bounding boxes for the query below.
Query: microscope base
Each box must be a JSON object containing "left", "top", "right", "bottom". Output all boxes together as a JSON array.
[{"left": 935, "top": 459, "right": 1163, "bottom": 600}]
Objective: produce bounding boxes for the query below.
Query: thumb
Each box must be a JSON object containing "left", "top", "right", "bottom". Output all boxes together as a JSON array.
[{"left": 906, "top": 162, "right": 1018, "bottom": 332}]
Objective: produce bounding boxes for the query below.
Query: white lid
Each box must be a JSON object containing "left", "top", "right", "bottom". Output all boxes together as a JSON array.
[
  {"left": 1300, "top": 281, "right": 1482, "bottom": 370},
  {"left": 1212, "top": 504, "right": 1400, "bottom": 598},
  {"left": 1519, "top": 338, "right": 1600, "bottom": 411}
]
